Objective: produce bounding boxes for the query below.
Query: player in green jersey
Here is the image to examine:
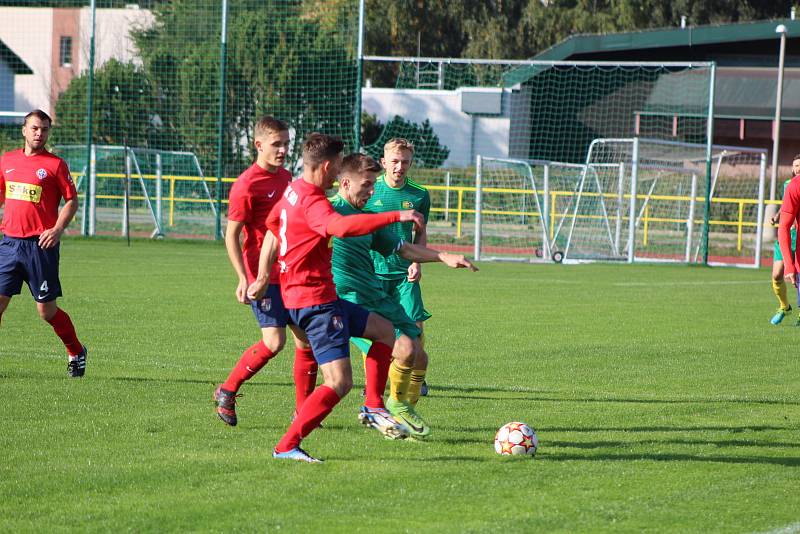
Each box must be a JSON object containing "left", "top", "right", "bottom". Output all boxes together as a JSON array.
[
  {"left": 333, "top": 153, "right": 477, "bottom": 438},
  {"left": 352, "top": 138, "right": 434, "bottom": 401},
  {"left": 770, "top": 154, "right": 800, "bottom": 325}
]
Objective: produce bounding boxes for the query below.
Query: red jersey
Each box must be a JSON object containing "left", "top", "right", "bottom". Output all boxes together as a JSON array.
[
  {"left": 0, "top": 149, "right": 77, "bottom": 238},
  {"left": 266, "top": 178, "right": 340, "bottom": 308},
  {"left": 779, "top": 174, "right": 800, "bottom": 274},
  {"left": 227, "top": 163, "right": 291, "bottom": 284}
]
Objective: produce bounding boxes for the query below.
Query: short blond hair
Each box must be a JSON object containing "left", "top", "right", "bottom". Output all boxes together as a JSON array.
[{"left": 383, "top": 138, "right": 414, "bottom": 155}]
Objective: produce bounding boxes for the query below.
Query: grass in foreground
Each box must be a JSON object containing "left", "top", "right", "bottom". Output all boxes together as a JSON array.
[{"left": 1, "top": 238, "right": 798, "bottom": 532}]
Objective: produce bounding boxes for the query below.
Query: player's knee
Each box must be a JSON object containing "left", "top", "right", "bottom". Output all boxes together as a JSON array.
[
  {"left": 393, "top": 336, "right": 415, "bottom": 366},
  {"left": 37, "top": 304, "right": 56, "bottom": 322},
  {"left": 325, "top": 376, "right": 352, "bottom": 397},
  {"left": 261, "top": 329, "right": 286, "bottom": 353}
]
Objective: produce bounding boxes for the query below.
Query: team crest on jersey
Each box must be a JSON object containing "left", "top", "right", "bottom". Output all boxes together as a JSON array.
[
  {"left": 259, "top": 298, "right": 272, "bottom": 312},
  {"left": 36, "top": 168, "right": 47, "bottom": 181},
  {"left": 332, "top": 315, "right": 344, "bottom": 330},
  {"left": 402, "top": 200, "right": 413, "bottom": 209}
]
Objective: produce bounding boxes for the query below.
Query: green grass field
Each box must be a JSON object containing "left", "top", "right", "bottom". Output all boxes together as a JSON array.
[{"left": 1, "top": 238, "right": 798, "bottom": 532}]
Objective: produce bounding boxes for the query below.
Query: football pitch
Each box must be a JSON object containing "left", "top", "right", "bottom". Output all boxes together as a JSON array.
[{"left": 1, "top": 238, "right": 798, "bottom": 532}]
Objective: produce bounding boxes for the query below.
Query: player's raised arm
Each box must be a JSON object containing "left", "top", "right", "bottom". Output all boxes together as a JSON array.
[
  {"left": 247, "top": 229, "right": 279, "bottom": 301},
  {"left": 398, "top": 241, "right": 478, "bottom": 271}
]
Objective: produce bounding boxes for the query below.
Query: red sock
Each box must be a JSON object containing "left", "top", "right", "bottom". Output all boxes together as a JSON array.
[
  {"left": 364, "top": 341, "right": 392, "bottom": 409},
  {"left": 293, "top": 347, "right": 318, "bottom": 412},
  {"left": 46, "top": 308, "right": 83, "bottom": 356},
  {"left": 221, "top": 341, "right": 275, "bottom": 392},
  {"left": 275, "top": 385, "right": 340, "bottom": 452}
]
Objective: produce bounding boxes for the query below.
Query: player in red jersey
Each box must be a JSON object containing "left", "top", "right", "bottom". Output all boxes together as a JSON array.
[
  {"left": 778, "top": 153, "right": 800, "bottom": 311},
  {"left": 247, "top": 133, "right": 424, "bottom": 463},
  {"left": 213, "top": 116, "right": 318, "bottom": 426},
  {"left": 0, "top": 109, "right": 87, "bottom": 377}
]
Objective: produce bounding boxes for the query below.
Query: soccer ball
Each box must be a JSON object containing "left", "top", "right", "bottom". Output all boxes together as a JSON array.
[{"left": 494, "top": 422, "right": 538, "bottom": 456}]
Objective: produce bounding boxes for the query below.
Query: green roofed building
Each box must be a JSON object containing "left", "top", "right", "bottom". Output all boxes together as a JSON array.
[{"left": 513, "top": 18, "right": 800, "bottom": 166}]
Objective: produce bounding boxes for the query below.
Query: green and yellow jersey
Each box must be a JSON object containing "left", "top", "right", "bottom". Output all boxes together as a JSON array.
[
  {"left": 364, "top": 174, "right": 430, "bottom": 280},
  {"left": 330, "top": 194, "right": 402, "bottom": 304}
]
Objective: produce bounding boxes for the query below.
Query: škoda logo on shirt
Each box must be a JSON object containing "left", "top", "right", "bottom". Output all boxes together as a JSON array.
[{"left": 5, "top": 181, "right": 42, "bottom": 203}]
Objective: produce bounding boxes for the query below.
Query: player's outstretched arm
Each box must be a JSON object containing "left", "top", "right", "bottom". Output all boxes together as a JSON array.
[
  {"left": 247, "top": 230, "right": 278, "bottom": 301},
  {"left": 326, "top": 210, "right": 423, "bottom": 238},
  {"left": 398, "top": 242, "right": 478, "bottom": 272},
  {"left": 39, "top": 198, "right": 78, "bottom": 249}
]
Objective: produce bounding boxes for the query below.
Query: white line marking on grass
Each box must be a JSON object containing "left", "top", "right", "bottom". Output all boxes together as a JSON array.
[
  {"left": 614, "top": 280, "right": 763, "bottom": 287},
  {"left": 755, "top": 521, "right": 800, "bottom": 534}
]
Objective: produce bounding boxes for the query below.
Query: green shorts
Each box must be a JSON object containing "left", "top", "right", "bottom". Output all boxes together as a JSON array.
[
  {"left": 381, "top": 277, "right": 432, "bottom": 323},
  {"left": 773, "top": 228, "right": 797, "bottom": 262},
  {"left": 358, "top": 294, "right": 421, "bottom": 339}
]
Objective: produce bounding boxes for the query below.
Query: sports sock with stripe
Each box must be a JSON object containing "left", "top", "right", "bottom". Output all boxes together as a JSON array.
[
  {"left": 275, "top": 385, "right": 340, "bottom": 453},
  {"left": 408, "top": 369, "right": 427, "bottom": 406},
  {"left": 46, "top": 308, "right": 83, "bottom": 356},
  {"left": 222, "top": 340, "right": 275, "bottom": 392},
  {"left": 389, "top": 360, "right": 413, "bottom": 402}
]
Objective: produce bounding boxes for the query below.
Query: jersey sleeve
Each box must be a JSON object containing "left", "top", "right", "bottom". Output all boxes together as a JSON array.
[
  {"left": 226, "top": 181, "right": 251, "bottom": 223},
  {"left": 56, "top": 160, "right": 77, "bottom": 200},
  {"left": 304, "top": 193, "right": 338, "bottom": 237},
  {"left": 420, "top": 190, "right": 431, "bottom": 224},
  {"left": 371, "top": 226, "right": 402, "bottom": 257}
]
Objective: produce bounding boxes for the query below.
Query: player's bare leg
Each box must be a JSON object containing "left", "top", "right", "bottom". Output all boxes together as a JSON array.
[
  {"left": 0, "top": 295, "right": 10, "bottom": 326},
  {"left": 36, "top": 299, "right": 86, "bottom": 377}
]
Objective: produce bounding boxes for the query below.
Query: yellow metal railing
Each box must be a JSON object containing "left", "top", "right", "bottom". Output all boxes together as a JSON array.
[{"left": 74, "top": 175, "right": 772, "bottom": 250}]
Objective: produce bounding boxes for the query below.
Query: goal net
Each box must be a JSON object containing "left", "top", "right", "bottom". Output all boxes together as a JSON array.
[
  {"left": 560, "top": 138, "right": 767, "bottom": 267},
  {"left": 55, "top": 145, "right": 218, "bottom": 239}
]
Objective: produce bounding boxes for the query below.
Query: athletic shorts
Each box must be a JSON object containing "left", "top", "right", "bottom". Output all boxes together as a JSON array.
[
  {"left": 773, "top": 228, "right": 797, "bottom": 262},
  {"left": 0, "top": 235, "right": 62, "bottom": 303},
  {"left": 250, "top": 284, "right": 292, "bottom": 328},
  {"left": 356, "top": 294, "right": 420, "bottom": 339},
  {"left": 288, "top": 298, "right": 369, "bottom": 364},
  {"left": 381, "top": 277, "right": 432, "bottom": 323}
]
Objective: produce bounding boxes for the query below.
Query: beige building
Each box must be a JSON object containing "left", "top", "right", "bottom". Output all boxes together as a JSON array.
[{"left": 0, "top": 5, "right": 154, "bottom": 117}]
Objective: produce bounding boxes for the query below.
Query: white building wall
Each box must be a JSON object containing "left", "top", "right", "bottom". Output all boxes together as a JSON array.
[
  {"left": 79, "top": 6, "right": 154, "bottom": 70},
  {"left": 362, "top": 87, "right": 512, "bottom": 168},
  {"left": 0, "top": 8, "right": 53, "bottom": 114}
]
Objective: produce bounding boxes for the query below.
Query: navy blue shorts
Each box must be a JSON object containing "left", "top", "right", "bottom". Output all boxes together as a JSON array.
[
  {"left": 288, "top": 299, "right": 369, "bottom": 364},
  {"left": 0, "top": 235, "right": 62, "bottom": 302},
  {"left": 250, "top": 284, "right": 292, "bottom": 328}
]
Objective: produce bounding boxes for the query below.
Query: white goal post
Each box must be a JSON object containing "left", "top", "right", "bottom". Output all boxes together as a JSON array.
[{"left": 474, "top": 138, "right": 768, "bottom": 267}]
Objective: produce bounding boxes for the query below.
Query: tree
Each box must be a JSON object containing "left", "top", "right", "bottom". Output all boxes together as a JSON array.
[
  {"left": 53, "top": 59, "right": 167, "bottom": 149},
  {"left": 132, "top": 0, "right": 360, "bottom": 174},
  {"left": 364, "top": 115, "right": 450, "bottom": 168}
]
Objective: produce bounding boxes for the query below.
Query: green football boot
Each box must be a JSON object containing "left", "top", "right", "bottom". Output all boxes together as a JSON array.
[{"left": 385, "top": 396, "right": 431, "bottom": 439}]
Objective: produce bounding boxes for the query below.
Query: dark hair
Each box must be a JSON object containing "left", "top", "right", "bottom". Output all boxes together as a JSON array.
[
  {"left": 793, "top": 153, "right": 800, "bottom": 162},
  {"left": 24, "top": 109, "right": 52, "bottom": 126},
  {"left": 254, "top": 115, "right": 288, "bottom": 138},
  {"left": 302, "top": 133, "right": 344, "bottom": 169},
  {"left": 341, "top": 152, "right": 381, "bottom": 176}
]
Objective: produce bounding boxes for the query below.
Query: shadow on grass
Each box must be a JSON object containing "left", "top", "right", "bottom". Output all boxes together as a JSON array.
[
  {"left": 439, "top": 391, "right": 800, "bottom": 406},
  {"left": 549, "top": 438, "right": 800, "bottom": 450},
  {"left": 539, "top": 452, "right": 800, "bottom": 467}
]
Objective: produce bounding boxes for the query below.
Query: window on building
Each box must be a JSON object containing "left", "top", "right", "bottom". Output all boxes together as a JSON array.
[{"left": 59, "top": 36, "right": 72, "bottom": 67}]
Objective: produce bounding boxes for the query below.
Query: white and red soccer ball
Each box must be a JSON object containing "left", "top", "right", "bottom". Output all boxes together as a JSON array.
[{"left": 494, "top": 422, "right": 538, "bottom": 457}]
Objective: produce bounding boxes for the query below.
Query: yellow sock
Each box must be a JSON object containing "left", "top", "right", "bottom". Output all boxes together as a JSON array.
[
  {"left": 361, "top": 352, "right": 368, "bottom": 377},
  {"left": 772, "top": 279, "right": 790, "bottom": 310},
  {"left": 389, "top": 360, "right": 413, "bottom": 401},
  {"left": 408, "top": 369, "right": 427, "bottom": 406}
]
